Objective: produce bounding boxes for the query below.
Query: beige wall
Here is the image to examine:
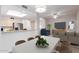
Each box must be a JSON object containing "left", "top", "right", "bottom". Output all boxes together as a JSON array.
[{"left": 45, "top": 15, "right": 76, "bottom": 32}]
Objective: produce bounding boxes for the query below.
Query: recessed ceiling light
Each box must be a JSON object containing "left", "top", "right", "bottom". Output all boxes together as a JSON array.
[{"left": 7, "top": 10, "right": 27, "bottom": 17}]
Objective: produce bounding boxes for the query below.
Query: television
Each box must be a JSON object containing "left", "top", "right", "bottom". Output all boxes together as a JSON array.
[{"left": 55, "top": 22, "right": 66, "bottom": 29}]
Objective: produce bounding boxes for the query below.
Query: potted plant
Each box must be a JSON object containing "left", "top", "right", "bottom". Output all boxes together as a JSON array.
[
  {"left": 36, "top": 36, "right": 49, "bottom": 48},
  {"left": 47, "top": 24, "right": 53, "bottom": 35},
  {"left": 47, "top": 24, "right": 52, "bottom": 30}
]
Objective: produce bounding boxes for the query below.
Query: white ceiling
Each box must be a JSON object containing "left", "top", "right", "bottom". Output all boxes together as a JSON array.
[
  {"left": 1, "top": 5, "right": 79, "bottom": 20},
  {"left": 25, "top": 5, "right": 79, "bottom": 18}
]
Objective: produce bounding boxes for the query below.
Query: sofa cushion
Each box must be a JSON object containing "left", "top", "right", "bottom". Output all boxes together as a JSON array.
[
  {"left": 67, "top": 32, "right": 74, "bottom": 36},
  {"left": 76, "top": 33, "right": 79, "bottom": 37}
]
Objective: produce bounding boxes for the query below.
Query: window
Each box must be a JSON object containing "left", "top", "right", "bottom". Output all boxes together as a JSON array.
[
  {"left": 39, "top": 18, "right": 46, "bottom": 29},
  {"left": 68, "top": 21, "right": 74, "bottom": 30},
  {"left": 22, "top": 20, "right": 37, "bottom": 30},
  {"left": 22, "top": 20, "right": 31, "bottom": 30}
]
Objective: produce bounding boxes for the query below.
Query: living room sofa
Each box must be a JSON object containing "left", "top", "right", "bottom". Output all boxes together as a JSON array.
[{"left": 53, "top": 31, "right": 79, "bottom": 45}]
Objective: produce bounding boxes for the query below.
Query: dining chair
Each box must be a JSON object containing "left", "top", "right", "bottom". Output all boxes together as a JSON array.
[
  {"left": 15, "top": 40, "right": 26, "bottom": 46},
  {"left": 8, "top": 40, "right": 26, "bottom": 53},
  {"left": 35, "top": 35, "right": 41, "bottom": 39},
  {"left": 28, "top": 37, "right": 34, "bottom": 41}
]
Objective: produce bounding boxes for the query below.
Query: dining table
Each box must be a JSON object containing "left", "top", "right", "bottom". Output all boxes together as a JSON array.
[{"left": 13, "top": 36, "right": 60, "bottom": 53}]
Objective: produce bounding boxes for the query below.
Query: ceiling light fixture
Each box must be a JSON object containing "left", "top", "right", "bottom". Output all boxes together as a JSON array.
[
  {"left": 52, "top": 12, "right": 61, "bottom": 19},
  {"left": 53, "top": 15, "right": 58, "bottom": 19},
  {"left": 35, "top": 5, "right": 46, "bottom": 13},
  {"left": 7, "top": 10, "right": 27, "bottom": 17}
]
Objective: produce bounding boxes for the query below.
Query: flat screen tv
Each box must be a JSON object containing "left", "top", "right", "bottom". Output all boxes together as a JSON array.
[{"left": 55, "top": 22, "right": 66, "bottom": 29}]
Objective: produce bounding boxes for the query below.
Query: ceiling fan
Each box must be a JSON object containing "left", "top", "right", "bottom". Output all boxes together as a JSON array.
[{"left": 51, "top": 11, "right": 66, "bottom": 19}]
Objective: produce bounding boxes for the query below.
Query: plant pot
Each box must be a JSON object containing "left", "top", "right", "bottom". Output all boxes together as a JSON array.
[{"left": 36, "top": 44, "right": 49, "bottom": 48}]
